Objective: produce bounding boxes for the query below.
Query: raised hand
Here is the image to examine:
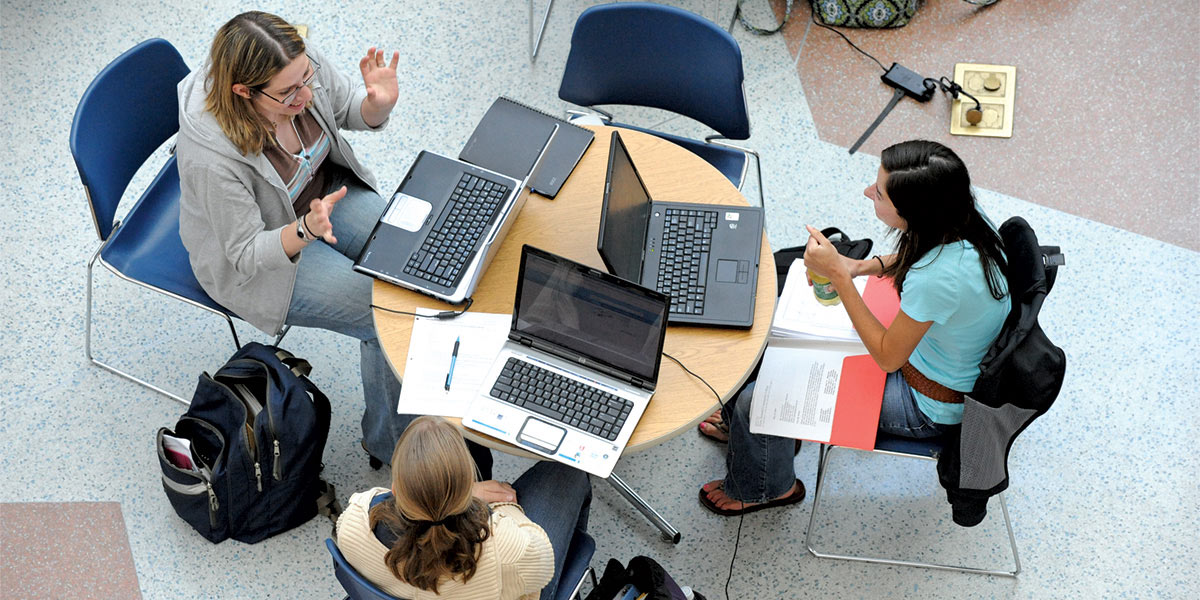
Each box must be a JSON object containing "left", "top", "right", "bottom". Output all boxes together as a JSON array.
[
  {"left": 359, "top": 46, "right": 399, "bottom": 121},
  {"left": 306, "top": 186, "right": 347, "bottom": 244}
]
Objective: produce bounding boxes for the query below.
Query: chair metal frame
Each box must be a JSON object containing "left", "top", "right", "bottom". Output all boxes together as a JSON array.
[
  {"left": 804, "top": 442, "right": 1022, "bottom": 577},
  {"left": 75, "top": 39, "right": 287, "bottom": 407}
]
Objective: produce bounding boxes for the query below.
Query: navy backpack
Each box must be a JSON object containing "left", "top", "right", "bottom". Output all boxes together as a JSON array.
[{"left": 157, "top": 343, "right": 336, "bottom": 543}]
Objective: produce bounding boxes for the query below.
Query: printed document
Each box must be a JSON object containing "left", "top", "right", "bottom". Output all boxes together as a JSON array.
[
  {"left": 749, "top": 339, "right": 866, "bottom": 442},
  {"left": 771, "top": 259, "right": 868, "bottom": 341},
  {"left": 397, "top": 309, "right": 511, "bottom": 418}
]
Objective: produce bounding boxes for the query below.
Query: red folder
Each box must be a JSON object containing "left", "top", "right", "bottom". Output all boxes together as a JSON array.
[
  {"left": 828, "top": 354, "right": 886, "bottom": 450},
  {"left": 826, "top": 278, "right": 896, "bottom": 450},
  {"left": 862, "top": 276, "right": 900, "bottom": 328}
]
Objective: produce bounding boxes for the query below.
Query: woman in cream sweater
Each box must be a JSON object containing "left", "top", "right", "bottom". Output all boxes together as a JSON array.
[{"left": 336, "top": 416, "right": 591, "bottom": 600}]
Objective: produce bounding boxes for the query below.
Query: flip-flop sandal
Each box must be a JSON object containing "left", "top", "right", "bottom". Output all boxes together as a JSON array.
[
  {"left": 698, "top": 479, "right": 807, "bottom": 517},
  {"left": 697, "top": 420, "right": 730, "bottom": 443}
]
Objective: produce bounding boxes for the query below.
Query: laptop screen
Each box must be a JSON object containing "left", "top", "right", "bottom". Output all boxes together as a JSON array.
[
  {"left": 513, "top": 246, "right": 668, "bottom": 383},
  {"left": 598, "top": 131, "right": 653, "bottom": 282}
]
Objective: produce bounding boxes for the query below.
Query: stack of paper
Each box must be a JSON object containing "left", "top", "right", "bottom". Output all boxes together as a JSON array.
[
  {"left": 770, "top": 258, "right": 866, "bottom": 341},
  {"left": 396, "top": 309, "right": 512, "bottom": 418}
]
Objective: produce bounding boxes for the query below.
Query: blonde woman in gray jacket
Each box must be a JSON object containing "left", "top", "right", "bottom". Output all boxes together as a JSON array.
[{"left": 177, "top": 12, "right": 490, "bottom": 473}]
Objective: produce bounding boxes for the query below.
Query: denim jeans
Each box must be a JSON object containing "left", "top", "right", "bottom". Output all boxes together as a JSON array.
[
  {"left": 723, "top": 382, "right": 797, "bottom": 503},
  {"left": 723, "top": 370, "right": 949, "bottom": 502},
  {"left": 511, "top": 461, "right": 592, "bottom": 600},
  {"left": 284, "top": 168, "right": 493, "bottom": 476},
  {"left": 877, "top": 370, "right": 949, "bottom": 439}
]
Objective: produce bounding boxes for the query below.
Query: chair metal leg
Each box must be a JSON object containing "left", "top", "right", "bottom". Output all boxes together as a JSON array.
[
  {"left": 804, "top": 444, "right": 1021, "bottom": 577},
  {"left": 605, "top": 472, "right": 682, "bottom": 543},
  {"left": 529, "top": 0, "right": 554, "bottom": 61},
  {"left": 565, "top": 566, "right": 596, "bottom": 600},
  {"left": 274, "top": 324, "right": 291, "bottom": 346},
  {"left": 86, "top": 246, "right": 240, "bottom": 406}
]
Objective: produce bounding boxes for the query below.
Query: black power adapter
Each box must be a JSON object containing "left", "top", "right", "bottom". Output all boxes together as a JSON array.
[
  {"left": 849, "top": 63, "right": 935, "bottom": 154},
  {"left": 882, "top": 62, "right": 936, "bottom": 101}
]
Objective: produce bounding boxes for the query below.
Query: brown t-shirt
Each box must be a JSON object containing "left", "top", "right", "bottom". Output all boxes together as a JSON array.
[{"left": 264, "top": 109, "right": 331, "bottom": 217}]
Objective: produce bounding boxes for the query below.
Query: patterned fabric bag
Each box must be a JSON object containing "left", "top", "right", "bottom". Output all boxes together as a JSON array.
[{"left": 810, "top": 0, "right": 920, "bottom": 28}]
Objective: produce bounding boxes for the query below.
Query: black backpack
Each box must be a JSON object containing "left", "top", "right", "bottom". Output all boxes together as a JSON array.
[
  {"left": 771, "top": 227, "right": 873, "bottom": 295},
  {"left": 937, "top": 216, "right": 1066, "bottom": 526},
  {"left": 157, "top": 343, "right": 336, "bottom": 543}
]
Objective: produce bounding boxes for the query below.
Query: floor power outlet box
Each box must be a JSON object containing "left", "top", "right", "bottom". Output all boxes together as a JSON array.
[{"left": 950, "top": 63, "right": 1016, "bottom": 138}]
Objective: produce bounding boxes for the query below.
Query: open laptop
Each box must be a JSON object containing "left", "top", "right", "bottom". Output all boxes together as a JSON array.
[
  {"left": 597, "top": 131, "right": 764, "bottom": 328},
  {"left": 463, "top": 245, "right": 670, "bottom": 478},
  {"left": 354, "top": 126, "right": 560, "bottom": 304}
]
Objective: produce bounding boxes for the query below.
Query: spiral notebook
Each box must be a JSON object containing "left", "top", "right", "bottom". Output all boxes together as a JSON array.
[{"left": 458, "top": 96, "right": 594, "bottom": 198}]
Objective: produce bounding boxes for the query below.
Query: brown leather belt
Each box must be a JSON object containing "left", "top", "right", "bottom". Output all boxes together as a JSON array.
[{"left": 901, "top": 362, "right": 965, "bottom": 404}]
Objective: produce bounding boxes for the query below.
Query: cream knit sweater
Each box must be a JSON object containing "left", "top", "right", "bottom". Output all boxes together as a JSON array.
[{"left": 335, "top": 487, "right": 555, "bottom": 600}]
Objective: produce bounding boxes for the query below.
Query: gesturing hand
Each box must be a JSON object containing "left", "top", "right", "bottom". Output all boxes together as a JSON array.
[
  {"left": 360, "top": 47, "right": 400, "bottom": 113},
  {"left": 472, "top": 480, "right": 517, "bottom": 504},
  {"left": 306, "top": 186, "right": 346, "bottom": 244}
]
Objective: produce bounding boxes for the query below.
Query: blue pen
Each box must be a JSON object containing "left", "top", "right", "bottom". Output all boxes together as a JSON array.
[{"left": 444, "top": 336, "right": 460, "bottom": 391}]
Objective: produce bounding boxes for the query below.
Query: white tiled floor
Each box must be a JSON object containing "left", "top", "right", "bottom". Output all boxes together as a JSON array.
[{"left": 1, "top": 1, "right": 1197, "bottom": 598}]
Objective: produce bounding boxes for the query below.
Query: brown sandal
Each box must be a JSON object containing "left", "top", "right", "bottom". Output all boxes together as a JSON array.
[{"left": 698, "top": 479, "right": 807, "bottom": 517}]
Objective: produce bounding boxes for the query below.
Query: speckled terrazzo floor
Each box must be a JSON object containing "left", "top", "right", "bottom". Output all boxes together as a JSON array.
[{"left": 1, "top": 1, "right": 1197, "bottom": 599}]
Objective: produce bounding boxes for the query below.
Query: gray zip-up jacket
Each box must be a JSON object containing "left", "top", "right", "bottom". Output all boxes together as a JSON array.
[{"left": 177, "top": 44, "right": 387, "bottom": 335}]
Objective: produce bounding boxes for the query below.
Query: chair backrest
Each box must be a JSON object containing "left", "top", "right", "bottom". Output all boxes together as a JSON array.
[
  {"left": 558, "top": 2, "right": 751, "bottom": 140},
  {"left": 70, "top": 38, "right": 189, "bottom": 241},
  {"left": 325, "top": 539, "right": 404, "bottom": 600}
]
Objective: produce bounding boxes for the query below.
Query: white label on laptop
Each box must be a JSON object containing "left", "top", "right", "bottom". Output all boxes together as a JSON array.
[
  {"left": 725, "top": 211, "right": 740, "bottom": 221},
  {"left": 382, "top": 193, "right": 432, "bottom": 232}
]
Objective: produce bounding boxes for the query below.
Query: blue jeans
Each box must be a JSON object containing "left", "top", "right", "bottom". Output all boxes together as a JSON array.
[
  {"left": 723, "top": 370, "right": 947, "bottom": 501},
  {"left": 877, "top": 370, "right": 949, "bottom": 439},
  {"left": 511, "top": 462, "right": 592, "bottom": 600},
  {"left": 723, "top": 382, "right": 797, "bottom": 503},
  {"left": 284, "top": 168, "right": 493, "bottom": 477}
]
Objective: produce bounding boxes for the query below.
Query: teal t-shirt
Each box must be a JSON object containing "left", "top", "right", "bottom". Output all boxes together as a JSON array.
[{"left": 899, "top": 241, "right": 1008, "bottom": 424}]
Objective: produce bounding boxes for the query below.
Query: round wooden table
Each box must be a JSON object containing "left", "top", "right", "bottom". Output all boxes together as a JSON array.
[{"left": 372, "top": 125, "right": 776, "bottom": 454}]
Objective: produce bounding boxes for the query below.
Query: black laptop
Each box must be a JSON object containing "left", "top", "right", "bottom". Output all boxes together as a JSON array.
[{"left": 597, "top": 131, "right": 763, "bottom": 328}]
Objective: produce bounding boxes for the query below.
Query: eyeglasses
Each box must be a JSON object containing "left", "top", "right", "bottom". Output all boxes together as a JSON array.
[{"left": 255, "top": 55, "right": 321, "bottom": 105}]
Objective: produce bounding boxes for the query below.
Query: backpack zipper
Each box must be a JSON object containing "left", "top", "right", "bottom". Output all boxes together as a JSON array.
[
  {"left": 160, "top": 471, "right": 219, "bottom": 529},
  {"left": 220, "top": 361, "right": 283, "bottom": 482}
]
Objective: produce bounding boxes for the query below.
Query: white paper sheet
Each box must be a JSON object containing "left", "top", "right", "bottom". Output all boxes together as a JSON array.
[
  {"left": 748, "top": 339, "right": 866, "bottom": 442},
  {"left": 396, "top": 309, "right": 511, "bottom": 418},
  {"left": 771, "top": 258, "right": 867, "bottom": 341}
]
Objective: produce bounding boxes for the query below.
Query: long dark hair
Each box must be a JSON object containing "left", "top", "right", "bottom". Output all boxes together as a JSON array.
[
  {"left": 368, "top": 417, "right": 490, "bottom": 592},
  {"left": 878, "top": 140, "right": 1007, "bottom": 300}
]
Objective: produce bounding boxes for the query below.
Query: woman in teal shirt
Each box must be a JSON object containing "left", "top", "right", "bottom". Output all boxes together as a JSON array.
[{"left": 700, "top": 140, "right": 1009, "bottom": 516}]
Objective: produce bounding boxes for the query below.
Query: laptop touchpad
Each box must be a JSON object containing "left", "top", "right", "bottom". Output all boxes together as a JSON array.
[
  {"left": 716, "top": 259, "right": 739, "bottom": 283},
  {"left": 381, "top": 193, "right": 432, "bottom": 232},
  {"left": 517, "top": 418, "right": 566, "bottom": 455}
]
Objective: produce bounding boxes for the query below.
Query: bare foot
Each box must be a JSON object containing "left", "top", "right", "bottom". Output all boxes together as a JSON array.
[
  {"left": 701, "top": 479, "right": 799, "bottom": 511},
  {"left": 698, "top": 410, "right": 729, "bottom": 442}
]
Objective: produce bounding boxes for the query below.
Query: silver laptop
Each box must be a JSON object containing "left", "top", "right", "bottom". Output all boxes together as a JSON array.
[
  {"left": 354, "top": 126, "right": 560, "bottom": 304},
  {"left": 463, "top": 245, "right": 670, "bottom": 477}
]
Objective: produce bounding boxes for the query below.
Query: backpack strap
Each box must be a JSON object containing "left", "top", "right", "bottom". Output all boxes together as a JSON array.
[
  {"left": 315, "top": 477, "right": 343, "bottom": 524},
  {"left": 1040, "top": 245, "right": 1064, "bottom": 294},
  {"left": 273, "top": 348, "right": 312, "bottom": 378}
]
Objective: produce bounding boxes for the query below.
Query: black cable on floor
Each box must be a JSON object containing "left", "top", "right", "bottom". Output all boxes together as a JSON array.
[{"left": 663, "top": 352, "right": 743, "bottom": 600}]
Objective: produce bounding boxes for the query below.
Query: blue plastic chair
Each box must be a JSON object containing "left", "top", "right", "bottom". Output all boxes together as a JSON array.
[
  {"left": 325, "top": 532, "right": 596, "bottom": 600},
  {"left": 804, "top": 433, "right": 1022, "bottom": 577},
  {"left": 70, "top": 39, "right": 242, "bottom": 405},
  {"left": 558, "top": 3, "right": 764, "bottom": 207}
]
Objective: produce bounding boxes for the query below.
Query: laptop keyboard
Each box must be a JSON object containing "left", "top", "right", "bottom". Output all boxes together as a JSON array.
[
  {"left": 657, "top": 208, "right": 717, "bottom": 315},
  {"left": 489, "top": 358, "right": 633, "bottom": 442},
  {"left": 403, "top": 173, "right": 511, "bottom": 287}
]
